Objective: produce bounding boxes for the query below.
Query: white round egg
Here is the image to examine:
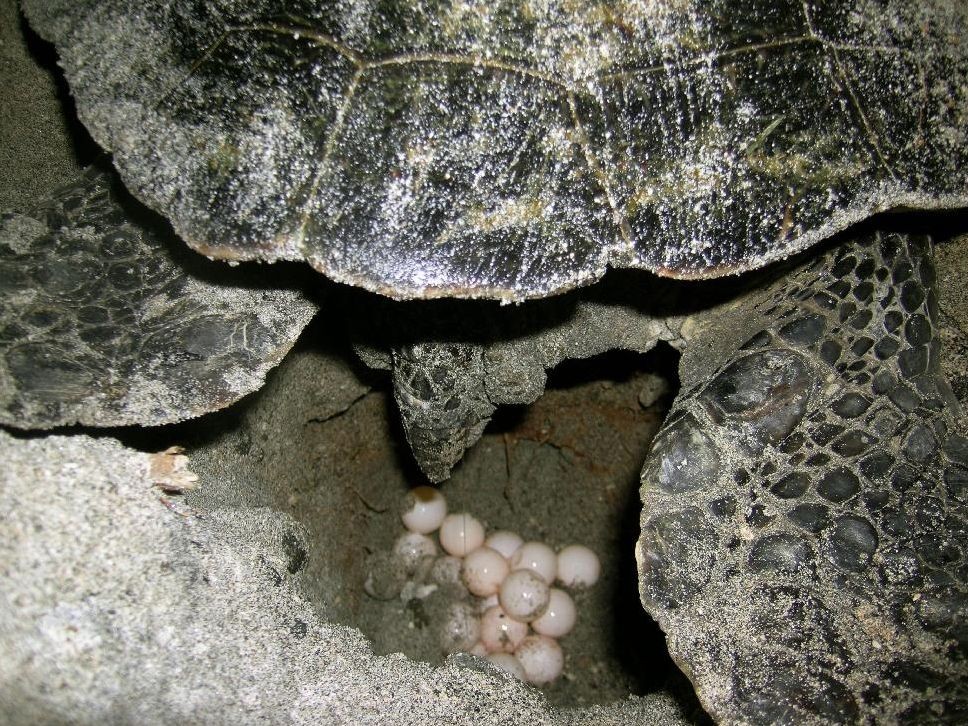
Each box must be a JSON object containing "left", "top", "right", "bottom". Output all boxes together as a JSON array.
[
  {"left": 515, "top": 634, "right": 564, "bottom": 685},
  {"left": 485, "top": 530, "right": 523, "bottom": 560},
  {"left": 531, "top": 588, "right": 576, "bottom": 638},
  {"left": 439, "top": 512, "right": 485, "bottom": 557},
  {"left": 499, "top": 569, "right": 550, "bottom": 623},
  {"left": 510, "top": 541, "right": 557, "bottom": 584},
  {"left": 400, "top": 486, "right": 447, "bottom": 534},
  {"left": 486, "top": 652, "right": 525, "bottom": 680},
  {"left": 480, "top": 605, "right": 528, "bottom": 653},
  {"left": 556, "top": 544, "right": 600, "bottom": 588},
  {"left": 462, "top": 546, "right": 510, "bottom": 597},
  {"left": 392, "top": 532, "right": 437, "bottom": 575}
]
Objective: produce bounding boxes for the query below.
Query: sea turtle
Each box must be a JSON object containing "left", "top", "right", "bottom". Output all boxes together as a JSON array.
[{"left": 8, "top": 0, "right": 968, "bottom": 723}]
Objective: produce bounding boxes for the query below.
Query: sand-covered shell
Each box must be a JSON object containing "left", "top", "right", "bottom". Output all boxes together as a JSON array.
[{"left": 21, "top": 0, "right": 968, "bottom": 301}]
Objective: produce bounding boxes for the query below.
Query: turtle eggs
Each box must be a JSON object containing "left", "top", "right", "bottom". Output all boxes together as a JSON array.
[
  {"left": 393, "top": 532, "right": 437, "bottom": 575},
  {"left": 439, "top": 601, "right": 480, "bottom": 654},
  {"left": 376, "top": 486, "right": 600, "bottom": 687},
  {"left": 510, "top": 541, "right": 557, "bottom": 583},
  {"left": 480, "top": 605, "right": 528, "bottom": 653},
  {"left": 531, "top": 588, "right": 577, "bottom": 638},
  {"left": 439, "top": 512, "right": 485, "bottom": 556},
  {"left": 499, "top": 569, "right": 550, "bottom": 623},
  {"left": 515, "top": 634, "right": 564, "bottom": 685},
  {"left": 484, "top": 530, "right": 523, "bottom": 559},
  {"left": 401, "top": 485, "right": 447, "bottom": 534},
  {"left": 556, "top": 544, "right": 600, "bottom": 588},
  {"left": 462, "top": 546, "right": 509, "bottom": 597}
]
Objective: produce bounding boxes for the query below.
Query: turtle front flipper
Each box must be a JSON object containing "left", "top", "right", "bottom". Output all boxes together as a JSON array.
[
  {"left": 638, "top": 230, "right": 967, "bottom": 723},
  {"left": 0, "top": 168, "right": 317, "bottom": 429}
]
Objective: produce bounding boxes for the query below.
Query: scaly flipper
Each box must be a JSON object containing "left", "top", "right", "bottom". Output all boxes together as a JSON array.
[{"left": 639, "top": 230, "right": 967, "bottom": 723}]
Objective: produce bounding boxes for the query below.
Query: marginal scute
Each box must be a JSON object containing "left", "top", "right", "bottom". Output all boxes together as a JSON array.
[{"left": 11, "top": 0, "right": 965, "bottom": 719}]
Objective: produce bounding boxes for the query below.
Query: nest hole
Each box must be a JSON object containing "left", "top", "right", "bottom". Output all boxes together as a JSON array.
[{"left": 113, "top": 333, "right": 701, "bottom": 714}]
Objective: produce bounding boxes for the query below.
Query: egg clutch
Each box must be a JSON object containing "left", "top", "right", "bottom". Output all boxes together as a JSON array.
[{"left": 370, "top": 485, "right": 600, "bottom": 686}]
